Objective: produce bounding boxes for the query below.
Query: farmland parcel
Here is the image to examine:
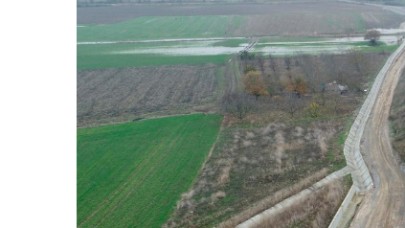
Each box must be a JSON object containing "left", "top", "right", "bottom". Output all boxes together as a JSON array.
[
  {"left": 77, "top": 2, "right": 405, "bottom": 69},
  {"left": 77, "top": 114, "right": 222, "bottom": 227},
  {"left": 77, "top": 1, "right": 405, "bottom": 227}
]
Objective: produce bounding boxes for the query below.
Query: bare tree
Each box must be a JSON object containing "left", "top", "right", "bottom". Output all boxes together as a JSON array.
[
  {"left": 268, "top": 54, "right": 277, "bottom": 73},
  {"left": 257, "top": 55, "right": 265, "bottom": 74},
  {"left": 284, "top": 57, "right": 292, "bottom": 70},
  {"left": 300, "top": 54, "right": 322, "bottom": 93},
  {"left": 346, "top": 50, "right": 369, "bottom": 91},
  {"left": 348, "top": 50, "right": 366, "bottom": 75},
  {"left": 364, "top": 29, "right": 381, "bottom": 46},
  {"left": 331, "top": 93, "right": 341, "bottom": 115},
  {"left": 282, "top": 93, "right": 303, "bottom": 118},
  {"left": 221, "top": 92, "right": 255, "bottom": 119}
]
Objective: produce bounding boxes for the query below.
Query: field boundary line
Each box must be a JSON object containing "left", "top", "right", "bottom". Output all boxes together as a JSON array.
[
  {"left": 77, "top": 112, "right": 213, "bottom": 129},
  {"left": 164, "top": 117, "right": 225, "bottom": 224}
]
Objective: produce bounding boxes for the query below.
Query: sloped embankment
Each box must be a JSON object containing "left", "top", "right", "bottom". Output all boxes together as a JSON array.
[{"left": 390, "top": 69, "right": 405, "bottom": 162}]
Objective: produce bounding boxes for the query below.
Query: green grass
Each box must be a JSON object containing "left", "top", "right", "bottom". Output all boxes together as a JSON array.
[
  {"left": 355, "top": 14, "right": 366, "bottom": 31},
  {"left": 78, "top": 52, "right": 229, "bottom": 69},
  {"left": 212, "top": 38, "right": 247, "bottom": 47},
  {"left": 77, "top": 15, "right": 244, "bottom": 69},
  {"left": 78, "top": 15, "right": 244, "bottom": 42},
  {"left": 77, "top": 40, "right": 233, "bottom": 69},
  {"left": 258, "top": 36, "right": 328, "bottom": 43},
  {"left": 77, "top": 114, "right": 223, "bottom": 227},
  {"left": 358, "top": 43, "right": 400, "bottom": 53}
]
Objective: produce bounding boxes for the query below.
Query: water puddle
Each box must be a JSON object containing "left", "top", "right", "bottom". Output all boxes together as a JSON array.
[
  {"left": 375, "top": 28, "right": 405, "bottom": 35},
  {"left": 257, "top": 45, "right": 354, "bottom": 55},
  {"left": 114, "top": 46, "right": 246, "bottom": 56},
  {"left": 77, "top": 37, "right": 245, "bottom": 45},
  {"left": 79, "top": 33, "right": 401, "bottom": 57}
]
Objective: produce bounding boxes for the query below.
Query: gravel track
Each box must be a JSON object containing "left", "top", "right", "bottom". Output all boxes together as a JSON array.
[{"left": 350, "top": 43, "right": 405, "bottom": 228}]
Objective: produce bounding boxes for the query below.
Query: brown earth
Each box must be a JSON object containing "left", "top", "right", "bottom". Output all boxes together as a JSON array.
[
  {"left": 77, "top": 2, "right": 404, "bottom": 36},
  {"left": 77, "top": 65, "right": 221, "bottom": 127},
  {"left": 77, "top": 52, "right": 389, "bottom": 127},
  {"left": 350, "top": 44, "right": 405, "bottom": 228}
]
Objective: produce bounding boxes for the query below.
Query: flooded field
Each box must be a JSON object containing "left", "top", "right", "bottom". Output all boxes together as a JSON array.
[
  {"left": 78, "top": 34, "right": 401, "bottom": 57},
  {"left": 77, "top": 37, "right": 245, "bottom": 45}
]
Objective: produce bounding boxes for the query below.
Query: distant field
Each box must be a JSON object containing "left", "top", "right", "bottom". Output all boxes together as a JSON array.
[
  {"left": 78, "top": 11, "right": 403, "bottom": 42},
  {"left": 77, "top": 1, "right": 405, "bottom": 69},
  {"left": 78, "top": 16, "right": 243, "bottom": 42},
  {"left": 78, "top": 2, "right": 405, "bottom": 31},
  {"left": 77, "top": 114, "right": 223, "bottom": 227},
  {"left": 77, "top": 2, "right": 405, "bottom": 70},
  {"left": 78, "top": 2, "right": 404, "bottom": 43}
]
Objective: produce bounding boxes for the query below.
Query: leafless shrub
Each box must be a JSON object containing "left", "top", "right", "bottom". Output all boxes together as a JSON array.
[
  {"left": 218, "top": 169, "right": 329, "bottom": 228},
  {"left": 281, "top": 93, "right": 305, "bottom": 118},
  {"left": 257, "top": 55, "right": 265, "bottom": 74},
  {"left": 268, "top": 54, "right": 277, "bottom": 73},
  {"left": 221, "top": 92, "right": 256, "bottom": 119},
  {"left": 299, "top": 54, "right": 322, "bottom": 93},
  {"left": 285, "top": 57, "right": 292, "bottom": 70}
]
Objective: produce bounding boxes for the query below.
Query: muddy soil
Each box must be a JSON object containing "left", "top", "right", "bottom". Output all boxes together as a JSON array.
[{"left": 77, "top": 65, "right": 220, "bottom": 127}]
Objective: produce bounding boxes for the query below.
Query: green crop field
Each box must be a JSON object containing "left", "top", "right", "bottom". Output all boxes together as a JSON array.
[
  {"left": 77, "top": 51, "right": 230, "bottom": 69},
  {"left": 77, "top": 114, "right": 223, "bottom": 227},
  {"left": 78, "top": 16, "right": 244, "bottom": 42},
  {"left": 77, "top": 12, "right": 403, "bottom": 69},
  {"left": 77, "top": 39, "right": 244, "bottom": 69},
  {"left": 77, "top": 15, "right": 246, "bottom": 69}
]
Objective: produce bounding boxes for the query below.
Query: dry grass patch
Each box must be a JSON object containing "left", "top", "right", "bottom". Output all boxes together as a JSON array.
[
  {"left": 218, "top": 169, "right": 329, "bottom": 228},
  {"left": 164, "top": 52, "right": 390, "bottom": 227},
  {"left": 252, "top": 178, "right": 350, "bottom": 228},
  {"left": 165, "top": 120, "right": 346, "bottom": 227}
]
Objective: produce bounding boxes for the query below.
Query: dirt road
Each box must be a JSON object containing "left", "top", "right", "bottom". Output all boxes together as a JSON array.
[{"left": 350, "top": 46, "right": 405, "bottom": 227}]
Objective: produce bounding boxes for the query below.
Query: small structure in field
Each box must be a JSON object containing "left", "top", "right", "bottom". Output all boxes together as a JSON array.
[{"left": 325, "top": 81, "right": 348, "bottom": 94}]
